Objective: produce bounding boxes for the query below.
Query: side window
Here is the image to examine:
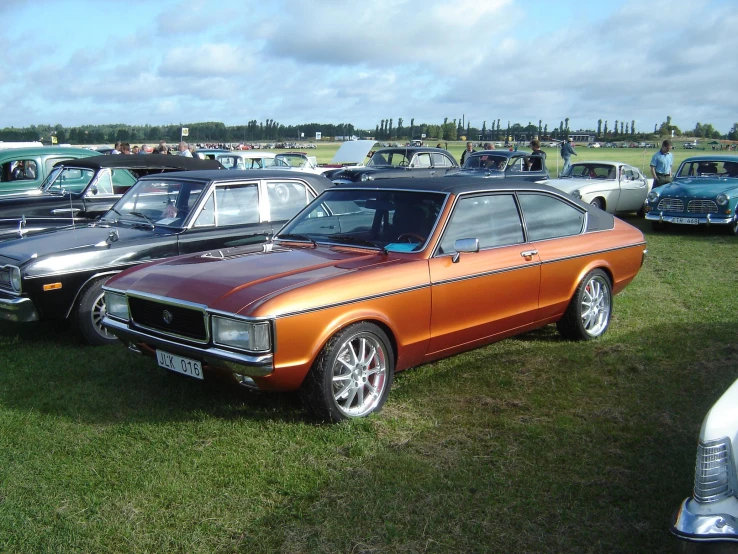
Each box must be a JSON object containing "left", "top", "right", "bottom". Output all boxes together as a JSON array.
[
  {"left": 268, "top": 181, "right": 310, "bottom": 221},
  {"left": 413, "top": 153, "right": 432, "bottom": 168},
  {"left": 111, "top": 169, "right": 136, "bottom": 194},
  {"left": 215, "top": 184, "right": 259, "bottom": 226},
  {"left": 431, "top": 153, "right": 451, "bottom": 167},
  {"left": 438, "top": 194, "right": 523, "bottom": 254},
  {"left": 194, "top": 193, "right": 215, "bottom": 227},
  {"left": 519, "top": 193, "right": 585, "bottom": 242},
  {"left": 506, "top": 158, "right": 524, "bottom": 173},
  {"left": 90, "top": 170, "right": 114, "bottom": 195},
  {"left": 9, "top": 159, "right": 38, "bottom": 181}
]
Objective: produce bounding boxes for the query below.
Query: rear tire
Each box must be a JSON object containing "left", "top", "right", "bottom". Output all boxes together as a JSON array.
[
  {"left": 73, "top": 276, "right": 118, "bottom": 346},
  {"left": 556, "top": 269, "right": 612, "bottom": 340},
  {"left": 590, "top": 197, "right": 604, "bottom": 210},
  {"left": 300, "top": 322, "right": 394, "bottom": 422}
]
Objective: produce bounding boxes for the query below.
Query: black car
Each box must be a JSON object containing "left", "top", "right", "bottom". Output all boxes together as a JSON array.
[
  {"left": 328, "top": 147, "right": 459, "bottom": 184},
  {"left": 0, "top": 155, "right": 222, "bottom": 240},
  {"left": 0, "top": 169, "right": 331, "bottom": 345},
  {"left": 447, "top": 150, "right": 550, "bottom": 181}
]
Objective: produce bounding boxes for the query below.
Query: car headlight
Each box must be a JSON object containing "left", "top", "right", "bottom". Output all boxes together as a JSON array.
[
  {"left": 360, "top": 173, "right": 373, "bottom": 182},
  {"left": 647, "top": 190, "right": 660, "bottom": 203},
  {"left": 9, "top": 266, "right": 21, "bottom": 292},
  {"left": 571, "top": 189, "right": 582, "bottom": 199},
  {"left": 212, "top": 316, "right": 271, "bottom": 352},
  {"left": 104, "top": 292, "right": 130, "bottom": 321},
  {"left": 716, "top": 193, "right": 729, "bottom": 206}
]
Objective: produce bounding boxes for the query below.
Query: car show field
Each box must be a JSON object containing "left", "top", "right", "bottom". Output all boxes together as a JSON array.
[{"left": 0, "top": 137, "right": 735, "bottom": 551}]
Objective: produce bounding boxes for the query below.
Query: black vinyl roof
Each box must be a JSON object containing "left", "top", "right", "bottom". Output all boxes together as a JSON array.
[
  {"left": 54, "top": 155, "right": 223, "bottom": 171},
  {"left": 136, "top": 169, "right": 334, "bottom": 193}
]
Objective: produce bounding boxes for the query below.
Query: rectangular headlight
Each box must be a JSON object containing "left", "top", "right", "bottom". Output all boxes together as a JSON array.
[
  {"left": 212, "top": 316, "right": 271, "bottom": 352},
  {"left": 104, "top": 292, "right": 130, "bottom": 321}
]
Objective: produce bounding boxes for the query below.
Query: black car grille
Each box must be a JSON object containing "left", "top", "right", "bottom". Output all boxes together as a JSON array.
[
  {"left": 0, "top": 268, "right": 11, "bottom": 292},
  {"left": 656, "top": 198, "right": 684, "bottom": 212},
  {"left": 687, "top": 200, "right": 718, "bottom": 214},
  {"left": 129, "top": 296, "right": 208, "bottom": 342}
]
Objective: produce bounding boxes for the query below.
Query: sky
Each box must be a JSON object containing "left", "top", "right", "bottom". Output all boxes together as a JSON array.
[{"left": 1, "top": 0, "right": 736, "bottom": 134}]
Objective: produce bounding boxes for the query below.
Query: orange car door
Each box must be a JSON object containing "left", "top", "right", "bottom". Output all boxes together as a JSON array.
[{"left": 427, "top": 193, "right": 541, "bottom": 357}]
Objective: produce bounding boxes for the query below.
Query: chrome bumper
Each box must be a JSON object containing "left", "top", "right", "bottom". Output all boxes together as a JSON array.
[
  {"left": 102, "top": 315, "right": 274, "bottom": 377},
  {"left": 645, "top": 212, "right": 735, "bottom": 225},
  {"left": 0, "top": 294, "right": 39, "bottom": 323},
  {"left": 671, "top": 498, "right": 738, "bottom": 542}
]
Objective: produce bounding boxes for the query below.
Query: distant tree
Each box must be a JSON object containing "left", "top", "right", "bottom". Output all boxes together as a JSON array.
[
  {"left": 597, "top": 119, "right": 602, "bottom": 137},
  {"left": 620, "top": 121, "right": 624, "bottom": 135},
  {"left": 410, "top": 118, "right": 415, "bottom": 139},
  {"left": 564, "top": 117, "right": 570, "bottom": 133},
  {"left": 625, "top": 123, "right": 629, "bottom": 135},
  {"left": 631, "top": 120, "right": 636, "bottom": 135},
  {"left": 654, "top": 123, "right": 658, "bottom": 134},
  {"left": 559, "top": 121, "right": 563, "bottom": 134},
  {"left": 604, "top": 120, "right": 608, "bottom": 135},
  {"left": 538, "top": 119, "right": 542, "bottom": 135},
  {"left": 481, "top": 120, "right": 487, "bottom": 140},
  {"left": 614, "top": 120, "right": 619, "bottom": 137},
  {"left": 375, "top": 124, "right": 379, "bottom": 137},
  {"left": 729, "top": 123, "right": 738, "bottom": 141},
  {"left": 396, "top": 118, "right": 403, "bottom": 139},
  {"left": 543, "top": 123, "right": 548, "bottom": 135},
  {"left": 389, "top": 118, "right": 393, "bottom": 139}
]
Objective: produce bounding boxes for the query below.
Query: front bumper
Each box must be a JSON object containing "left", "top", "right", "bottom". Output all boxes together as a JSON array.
[
  {"left": 0, "top": 293, "right": 39, "bottom": 323},
  {"left": 102, "top": 315, "right": 274, "bottom": 377},
  {"left": 671, "top": 498, "right": 738, "bottom": 542},
  {"left": 645, "top": 212, "right": 735, "bottom": 226}
]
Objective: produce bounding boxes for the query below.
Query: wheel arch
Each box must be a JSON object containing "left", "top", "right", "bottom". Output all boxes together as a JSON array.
[{"left": 63, "top": 270, "right": 120, "bottom": 319}]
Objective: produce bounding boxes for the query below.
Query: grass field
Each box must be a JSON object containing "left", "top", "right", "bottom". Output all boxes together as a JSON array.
[{"left": 1, "top": 152, "right": 737, "bottom": 552}]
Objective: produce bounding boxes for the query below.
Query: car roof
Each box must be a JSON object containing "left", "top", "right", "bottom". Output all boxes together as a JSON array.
[
  {"left": 136, "top": 168, "right": 333, "bottom": 191},
  {"left": 54, "top": 155, "right": 223, "bottom": 171},
  {"left": 333, "top": 175, "right": 566, "bottom": 196},
  {"left": 682, "top": 155, "right": 738, "bottom": 163},
  {"left": 219, "top": 151, "right": 276, "bottom": 158},
  {"left": 468, "top": 150, "right": 532, "bottom": 159},
  {"left": 375, "top": 147, "right": 452, "bottom": 155},
  {"left": 0, "top": 146, "right": 100, "bottom": 160}
]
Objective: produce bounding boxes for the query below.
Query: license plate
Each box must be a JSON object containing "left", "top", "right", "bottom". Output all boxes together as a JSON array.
[
  {"left": 672, "top": 217, "right": 699, "bottom": 225},
  {"left": 156, "top": 349, "right": 203, "bottom": 380}
]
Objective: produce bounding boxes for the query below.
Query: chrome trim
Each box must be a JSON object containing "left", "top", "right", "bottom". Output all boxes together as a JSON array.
[
  {"left": 125, "top": 293, "right": 210, "bottom": 344},
  {"left": 210, "top": 314, "right": 273, "bottom": 353},
  {"left": 24, "top": 259, "right": 147, "bottom": 281},
  {"left": 0, "top": 294, "right": 39, "bottom": 322},
  {"left": 539, "top": 242, "right": 647, "bottom": 265},
  {"left": 694, "top": 438, "right": 736, "bottom": 503},
  {"left": 671, "top": 498, "right": 738, "bottom": 542},
  {"left": 0, "top": 264, "right": 22, "bottom": 296},
  {"left": 645, "top": 213, "right": 734, "bottom": 225},
  {"left": 103, "top": 315, "right": 274, "bottom": 377}
]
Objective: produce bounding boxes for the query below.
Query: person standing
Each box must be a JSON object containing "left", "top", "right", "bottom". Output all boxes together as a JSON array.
[
  {"left": 560, "top": 138, "right": 577, "bottom": 174},
  {"left": 460, "top": 142, "right": 476, "bottom": 165},
  {"left": 526, "top": 139, "right": 546, "bottom": 171},
  {"left": 178, "top": 142, "right": 192, "bottom": 157},
  {"left": 650, "top": 139, "right": 674, "bottom": 189}
]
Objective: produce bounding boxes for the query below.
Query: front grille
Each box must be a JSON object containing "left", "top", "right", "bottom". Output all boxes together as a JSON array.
[
  {"left": 694, "top": 439, "right": 734, "bottom": 503},
  {"left": 128, "top": 296, "right": 208, "bottom": 342},
  {"left": 687, "top": 200, "right": 718, "bottom": 214},
  {"left": 0, "top": 268, "right": 11, "bottom": 292},
  {"left": 657, "top": 198, "right": 684, "bottom": 212}
]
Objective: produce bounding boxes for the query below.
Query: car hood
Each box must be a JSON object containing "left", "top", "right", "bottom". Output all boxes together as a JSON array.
[
  {"left": 446, "top": 169, "right": 504, "bottom": 179},
  {"left": 108, "top": 244, "right": 411, "bottom": 317},
  {"left": 654, "top": 178, "right": 738, "bottom": 198},
  {"left": 0, "top": 222, "right": 174, "bottom": 265},
  {"left": 543, "top": 178, "right": 595, "bottom": 194}
]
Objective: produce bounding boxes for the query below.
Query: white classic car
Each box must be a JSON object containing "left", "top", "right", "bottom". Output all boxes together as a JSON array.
[
  {"left": 671, "top": 377, "right": 738, "bottom": 543},
  {"left": 216, "top": 151, "right": 276, "bottom": 170},
  {"left": 541, "top": 161, "right": 650, "bottom": 214}
]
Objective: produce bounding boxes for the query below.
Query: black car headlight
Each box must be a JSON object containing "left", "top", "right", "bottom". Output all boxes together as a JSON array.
[
  {"left": 104, "top": 292, "right": 130, "bottom": 321},
  {"left": 212, "top": 316, "right": 271, "bottom": 352},
  {"left": 716, "top": 193, "right": 729, "bottom": 207},
  {"left": 9, "top": 266, "right": 21, "bottom": 292}
]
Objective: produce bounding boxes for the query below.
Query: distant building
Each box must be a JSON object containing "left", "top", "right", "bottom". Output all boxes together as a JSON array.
[{"left": 568, "top": 134, "right": 594, "bottom": 143}]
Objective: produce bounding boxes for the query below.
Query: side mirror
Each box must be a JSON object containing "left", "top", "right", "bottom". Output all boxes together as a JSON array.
[
  {"left": 89, "top": 185, "right": 98, "bottom": 195},
  {"left": 452, "top": 238, "right": 479, "bottom": 263}
]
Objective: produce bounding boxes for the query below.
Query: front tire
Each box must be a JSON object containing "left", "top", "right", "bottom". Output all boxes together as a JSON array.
[
  {"left": 300, "top": 322, "right": 394, "bottom": 422},
  {"left": 556, "top": 269, "right": 612, "bottom": 340},
  {"left": 590, "top": 197, "right": 604, "bottom": 210},
  {"left": 73, "top": 276, "right": 118, "bottom": 346}
]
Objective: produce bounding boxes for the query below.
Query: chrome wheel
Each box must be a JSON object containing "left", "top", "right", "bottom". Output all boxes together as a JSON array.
[
  {"left": 331, "top": 331, "right": 389, "bottom": 418},
  {"left": 90, "top": 291, "right": 115, "bottom": 341},
  {"left": 581, "top": 275, "right": 611, "bottom": 337}
]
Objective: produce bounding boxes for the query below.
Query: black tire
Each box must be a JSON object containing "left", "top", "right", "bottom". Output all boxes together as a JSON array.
[
  {"left": 636, "top": 204, "right": 646, "bottom": 217},
  {"left": 73, "top": 276, "right": 118, "bottom": 346},
  {"left": 556, "top": 269, "right": 612, "bottom": 341},
  {"left": 728, "top": 218, "right": 738, "bottom": 236},
  {"left": 651, "top": 221, "right": 664, "bottom": 232},
  {"left": 590, "top": 197, "right": 604, "bottom": 210},
  {"left": 300, "top": 322, "right": 394, "bottom": 423}
]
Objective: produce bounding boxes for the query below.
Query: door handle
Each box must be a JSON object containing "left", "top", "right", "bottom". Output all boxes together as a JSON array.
[
  {"left": 520, "top": 250, "right": 538, "bottom": 259},
  {"left": 51, "top": 209, "right": 82, "bottom": 215}
]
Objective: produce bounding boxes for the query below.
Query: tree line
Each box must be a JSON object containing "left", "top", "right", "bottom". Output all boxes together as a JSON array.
[{"left": 1, "top": 116, "right": 736, "bottom": 144}]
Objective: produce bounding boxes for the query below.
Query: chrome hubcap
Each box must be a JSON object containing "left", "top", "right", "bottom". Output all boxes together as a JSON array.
[
  {"left": 91, "top": 292, "right": 114, "bottom": 340},
  {"left": 581, "top": 276, "right": 610, "bottom": 337},
  {"left": 332, "top": 333, "right": 387, "bottom": 417}
]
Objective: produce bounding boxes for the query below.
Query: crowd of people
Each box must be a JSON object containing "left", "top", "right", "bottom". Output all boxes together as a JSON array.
[{"left": 108, "top": 140, "right": 195, "bottom": 156}]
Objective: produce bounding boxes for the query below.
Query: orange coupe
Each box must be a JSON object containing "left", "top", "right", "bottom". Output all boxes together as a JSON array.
[{"left": 103, "top": 177, "right": 646, "bottom": 422}]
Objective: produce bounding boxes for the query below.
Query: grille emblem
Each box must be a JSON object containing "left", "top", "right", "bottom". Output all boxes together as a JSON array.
[{"left": 162, "top": 310, "right": 174, "bottom": 324}]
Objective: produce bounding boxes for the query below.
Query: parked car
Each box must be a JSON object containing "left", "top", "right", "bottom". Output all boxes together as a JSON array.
[
  {"left": 194, "top": 148, "right": 230, "bottom": 160},
  {"left": 101, "top": 177, "right": 646, "bottom": 422},
  {"left": 671, "top": 377, "right": 738, "bottom": 542},
  {"left": 216, "top": 151, "right": 276, "bottom": 170},
  {"left": 541, "top": 161, "right": 649, "bottom": 214},
  {"left": 0, "top": 155, "right": 222, "bottom": 239},
  {"left": 0, "top": 170, "right": 331, "bottom": 345},
  {"left": 447, "top": 150, "right": 549, "bottom": 182},
  {"left": 328, "top": 146, "right": 459, "bottom": 184},
  {"left": 272, "top": 152, "right": 333, "bottom": 175},
  {"left": 587, "top": 143, "right": 601, "bottom": 148},
  {"left": 0, "top": 146, "right": 100, "bottom": 196},
  {"left": 645, "top": 155, "right": 738, "bottom": 234}
]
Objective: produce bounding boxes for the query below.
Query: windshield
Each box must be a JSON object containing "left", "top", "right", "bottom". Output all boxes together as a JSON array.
[
  {"left": 43, "top": 167, "right": 95, "bottom": 193},
  {"left": 676, "top": 160, "right": 738, "bottom": 178},
  {"left": 218, "top": 154, "right": 276, "bottom": 169},
  {"left": 560, "top": 164, "right": 617, "bottom": 179},
  {"left": 102, "top": 179, "right": 206, "bottom": 228},
  {"left": 39, "top": 166, "right": 64, "bottom": 190},
  {"left": 274, "top": 154, "right": 307, "bottom": 168},
  {"left": 366, "top": 150, "right": 411, "bottom": 168},
  {"left": 462, "top": 154, "right": 507, "bottom": 171},
  {"left": 276, "top": 188, "right": 447, "bottom": 252}
]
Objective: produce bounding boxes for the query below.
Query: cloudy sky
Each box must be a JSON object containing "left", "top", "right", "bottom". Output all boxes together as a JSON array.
[{"left": 1, "top": 0, "right": 736, "bottom": 133}]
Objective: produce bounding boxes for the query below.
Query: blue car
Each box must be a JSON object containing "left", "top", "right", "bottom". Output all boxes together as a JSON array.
[{"left": 645, "top": 155, "right": 738, "bottom": 234}]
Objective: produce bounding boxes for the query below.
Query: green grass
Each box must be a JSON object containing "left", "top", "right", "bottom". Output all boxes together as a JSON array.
[{"left": 1, "top": 216, "right": 737, "bottom": 551}]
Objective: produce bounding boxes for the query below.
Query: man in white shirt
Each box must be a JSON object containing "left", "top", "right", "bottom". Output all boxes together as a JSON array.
[{"left": 178, "top": 142, "right": 192, "bottom": 157}]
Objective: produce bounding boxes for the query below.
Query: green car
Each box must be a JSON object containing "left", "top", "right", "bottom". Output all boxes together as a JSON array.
[
  {"left": 0, "top": 146, "right": 100, "bottom": 196},
  {"left": 645, "top": 155, "right": 738, "bottom": 235}
]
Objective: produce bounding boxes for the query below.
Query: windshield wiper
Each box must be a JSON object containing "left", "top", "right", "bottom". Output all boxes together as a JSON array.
[
  {"left": 101, "top": 207, "right": 124, "bottom": 223},
  {"left": 127, "top": 211, "right": 155, "bottom": 228},
  {"left": 275, "top": 233, "right": 316, "bottom": 247},
  {"left": 329, "top": 234, "right": 387, "bottom": 254}
]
